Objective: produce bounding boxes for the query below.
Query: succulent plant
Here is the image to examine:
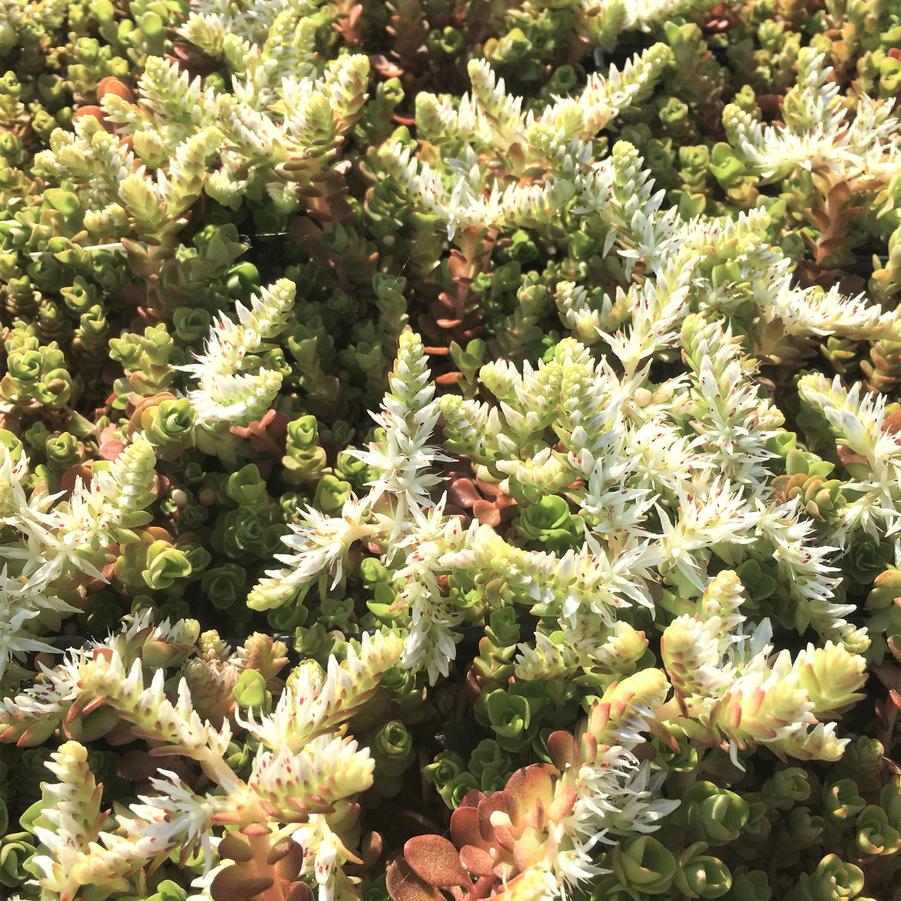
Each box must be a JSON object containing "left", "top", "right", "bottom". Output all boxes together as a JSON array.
[{"left": 0, "top": 0, "right": 900, "bottom": 898}]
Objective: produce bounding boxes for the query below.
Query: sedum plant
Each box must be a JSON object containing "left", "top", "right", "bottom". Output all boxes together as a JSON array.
[{"left": 0, "top": 0, "right": 899, "bottom": 898}]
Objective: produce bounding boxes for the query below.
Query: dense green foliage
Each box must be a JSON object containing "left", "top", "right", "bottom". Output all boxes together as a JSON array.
[{"left": 0, "top": 0, "right": 900, "bottom": 899}]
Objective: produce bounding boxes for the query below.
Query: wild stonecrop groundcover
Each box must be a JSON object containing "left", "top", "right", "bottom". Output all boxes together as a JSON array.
[{"left": 0, "top": 0, "right": 900, "bottom": 898}]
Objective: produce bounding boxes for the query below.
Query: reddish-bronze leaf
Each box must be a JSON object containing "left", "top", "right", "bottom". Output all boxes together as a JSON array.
[
  {"left": 502, "top": 765, "right": 553, "bottom": 827},
  {"left": 459, "top": 844, "right": 496, "bottom": 878},
  {"left": 267, "top": 837, "right": 295, "bottom": 865},
  {"left": 836, "top": 444, "right": 869, "bottom": 468},
  {"left": 72, "top": 105, "right": 106, "bottom": 127},
  {"left": 97, "top": 76, "right": 134, "bottom": 102},
  {"left": 451, "top": 803, "right": 486, "bottom": 850},
  {"left": 547, "top": 782, "right": 578, "bottom": 821},
  {"left": 218, "top": 833, "right": 254, "bottom": 863},
  {"left": 472, "top": 500, "right": 501, "bottom": 527},
  {"left": 117, "top": 749, "right": 161, "bottom": 782},
  {"left": 404, "top": 835, "right": 470, "bottom": 887},
  {"left": 466, "top": 875, "right": 498, "bottom": 900},
  {"left": 386, "top": 859, "right": 443, "bottom": 901},
  {"left": 511, "top": 827, "right": 545, "bottom": 872},
  {"left": 546, "top": 730, "right": 576, "bottom": 771},
  {"left": 210, "top": 868, "right": 273, "bottom": 900},
  {"left": 476, "top": 793, "right": 508, "bottom": 846},
  {"left": 883, "top": 411, "right": 901, "bottom": 434},
  {"left": 449, "top": 477, "right": 481, "bottom": 508},
  {"left": 285, "top": 884, "right": 315, "bottom": 901},
  {"left": 361, "top": 831, "right": 384, "bottom": 867}
]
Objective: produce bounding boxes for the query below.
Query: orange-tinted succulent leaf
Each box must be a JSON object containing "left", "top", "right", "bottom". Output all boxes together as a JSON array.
[
  {"left": 218, "top": 832, "right": 254, "bottom": 863},
  {"left": 477, "top": 793, "right": 508, "bottom": 844},
  {"left": 210, "top": 868, "right": 273, "bottom": 900},
  {"left": 459, "top": 844, "right": 496, "bottom": 878},
  {"left": 499, "top": 871, "right": 546, "bottom": 900},
  {"left": 451, "top": 803, "right": 487, "bottom": 849},
  {"left": 547, "top": 782, "right": 578, "bottom": 822},
  {"left": 511, "top": 826, "right": 546, "bottom": 872},
  {"left": 547, "top": 730, "right": 576, "bottom": 771},
  {"left": 472, "top": 500, "right": 501, "bottom": 527},
  {"left": 285, "top": 884, "right": 315, "bottom": 901},
  {"left": 883, "top": 411, "right": 901, "bottom": 434},
  {"left": 97, "top": 76, "right": 134, "bottom": 101},
  {"left": 468, "top": 875, "right": 498, "bottom": 899},
  {"left": 386, "top": 859, "right": 444, "bottom": 901},
  {"left": 361, "top": 830, "right": 384, "bottom": 867},
  {"left": 267, "top": 838, "right": 295, "bottom": 865},
  {"left": 503, "top": 765, "right": 553, "bottom": 826},
  {"left": 492, "top": 823, "right": 517, "bottom": 853},
  {"left": 448, "top": 477, "right": 481, "bottom": 508},
  {"left": 73, "top": 105, "right": 107, "bottom": 127},
  {"left": 836, "top": 444, "right": 868, "bottom": 468},
  {"left": 404, "top": 835, "right": 470, "bottom": 887}
]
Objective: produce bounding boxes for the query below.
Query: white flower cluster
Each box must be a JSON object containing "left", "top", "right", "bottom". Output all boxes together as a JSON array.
[
  {"left": 0, "top": 439, "right": 158, "bottom": 680},
  {"left": 3, "top": 616, "right": 402, "bottom": 901}
]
